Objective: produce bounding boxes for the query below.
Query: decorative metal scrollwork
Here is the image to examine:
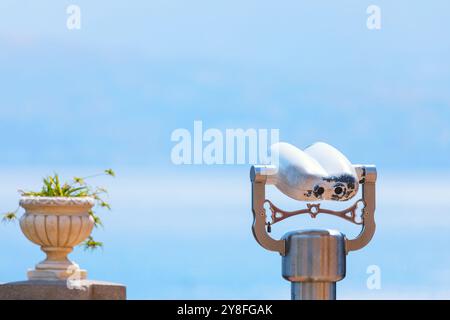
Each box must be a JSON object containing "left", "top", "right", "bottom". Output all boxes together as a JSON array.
[{"left": 264, "top": 199, "right": 365, "bottom": 228}]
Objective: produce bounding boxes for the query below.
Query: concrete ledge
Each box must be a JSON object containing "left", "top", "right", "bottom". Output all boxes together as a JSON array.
[{"left": 0, "top": 280, "right": 126, "bottom": 300}]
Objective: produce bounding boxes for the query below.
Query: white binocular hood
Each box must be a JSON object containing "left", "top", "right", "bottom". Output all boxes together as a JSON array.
[{"left": 268, "top": 142, "right": 359, "bottom": 202}]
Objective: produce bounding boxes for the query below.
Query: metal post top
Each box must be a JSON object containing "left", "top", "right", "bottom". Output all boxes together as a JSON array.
[
  {"left": 282, "top": 228, "right": 346, "bottom": 284},
  {"left": 282, "top": 229, "right": 344, "bottom": 241}
]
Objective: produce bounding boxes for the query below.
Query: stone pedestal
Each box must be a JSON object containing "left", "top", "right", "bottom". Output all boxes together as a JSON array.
[{"left": 0, "top": 280, "right": 126, "bottom": 300}]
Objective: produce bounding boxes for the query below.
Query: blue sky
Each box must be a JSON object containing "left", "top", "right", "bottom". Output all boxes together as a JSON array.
[{"left": 0, "top": 1, "right": 450, "bottom": 299}]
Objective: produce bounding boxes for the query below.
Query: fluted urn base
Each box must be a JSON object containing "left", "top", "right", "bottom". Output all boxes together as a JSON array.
[{"left": 28, "top": 247, "right": 87, "bottom": 280}]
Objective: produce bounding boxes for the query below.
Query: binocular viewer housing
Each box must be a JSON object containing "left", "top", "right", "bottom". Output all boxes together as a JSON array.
[
  {"left": 250, "top": 141, "right": 377, "bottom": 256},
  {"left": 251, "top": 142, "right": 365, "bottom": 202}
]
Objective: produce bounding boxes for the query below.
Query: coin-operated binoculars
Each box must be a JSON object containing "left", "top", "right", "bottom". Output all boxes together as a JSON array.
[{"left": 250, "top": 142, "right": 377, "bottom": 300}]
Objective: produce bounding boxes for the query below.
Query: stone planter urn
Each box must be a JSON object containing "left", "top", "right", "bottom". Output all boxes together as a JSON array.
[{"left": 19, "top": 196, "right": 95, "bottom": 281}]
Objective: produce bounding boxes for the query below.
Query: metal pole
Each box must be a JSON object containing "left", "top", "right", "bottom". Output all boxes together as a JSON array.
[
  {"left": 282, "top": 229, "right": 346, "bottom": 300},
  {"left": 291, "top": 282, "right": 336, "bottom": 300}
]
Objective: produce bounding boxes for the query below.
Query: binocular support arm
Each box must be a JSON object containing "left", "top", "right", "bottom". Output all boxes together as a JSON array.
[
  {"left": 251, "top": 166, "right": 286, "bottom": 256},
  {"left": 345, "top": 165, "right": 377, "bottom": 253},
  {"left": 250, "top": 165, "right": 377, "bottom": 256}
]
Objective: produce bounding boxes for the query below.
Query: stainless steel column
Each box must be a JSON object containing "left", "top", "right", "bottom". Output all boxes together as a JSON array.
[
  {"left": 291, "top": 282, "right": 335, "bottom": 300},
  {"left": 282, "top": 229, "right": 346, "bottom": 300}
]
